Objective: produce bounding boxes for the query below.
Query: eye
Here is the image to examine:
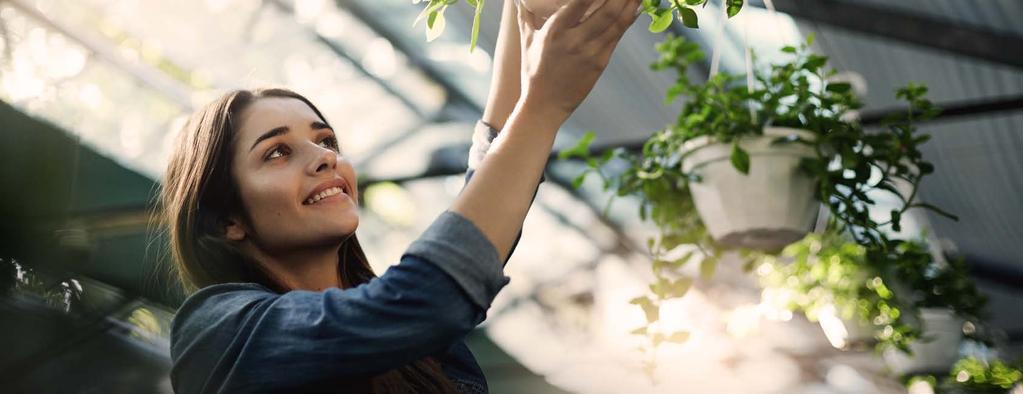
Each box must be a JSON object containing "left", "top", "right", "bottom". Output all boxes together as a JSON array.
[
  {"left": 319, "top": 135, "right": 340, "bottom": 152},
  {"left": 265, "top": 145, "right": 289, "bottom": 161}
]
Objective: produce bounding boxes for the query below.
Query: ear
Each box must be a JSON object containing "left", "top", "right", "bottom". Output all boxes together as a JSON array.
[{"left": 223, "top": 215, "right": 248, "bottom": 242}]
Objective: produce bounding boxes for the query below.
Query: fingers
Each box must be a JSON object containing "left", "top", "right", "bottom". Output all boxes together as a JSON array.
[
  {"left": 597, "top": 0, "right": 641, "bottom": 44},
  {"left": 589, "top": 0, "right": 641, "bottom": 64},
  {"left": 515, "top": 1, "right": 539, "bottom": 46},
  {"left": 575, "top": 0, "right": 631, "bottom": 37},
  {"left": 547, "top": 0, "right": 596, "bottom": 29}
]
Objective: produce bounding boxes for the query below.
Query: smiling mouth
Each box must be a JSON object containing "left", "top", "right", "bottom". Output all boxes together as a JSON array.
[{"left": 303, "top": 186, "right": 347, "bottom": 205}]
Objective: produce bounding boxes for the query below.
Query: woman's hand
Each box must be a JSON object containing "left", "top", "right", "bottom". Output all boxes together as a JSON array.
[{"left": 516, "top": 0, "right": 641, "bottom": 122}]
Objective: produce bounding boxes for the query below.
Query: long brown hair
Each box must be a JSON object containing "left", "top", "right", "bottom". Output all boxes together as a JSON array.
[{"left": 161, "top": 88, "right": 457, "bottom": 393}]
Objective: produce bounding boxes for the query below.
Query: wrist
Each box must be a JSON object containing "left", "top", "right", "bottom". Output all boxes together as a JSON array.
[{"left": 516, "top": 90, "right": 571, "bottom": 126}]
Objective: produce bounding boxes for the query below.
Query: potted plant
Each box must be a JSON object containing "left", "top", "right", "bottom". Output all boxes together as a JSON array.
[
  {"left": 568, "top": 34, "right": 873, "bottom": 251},
  {"left": 755, "top": 229, "right": 916, "bottom": 351},
  {"left": 556, "top": 33, "right": 959, "bottom": 375},
  {"left": 908, "top": 357, "right": 1023, "bottom": 394},
  {"left": 880, "top": 242, "right": 988, "bottom": 375}
]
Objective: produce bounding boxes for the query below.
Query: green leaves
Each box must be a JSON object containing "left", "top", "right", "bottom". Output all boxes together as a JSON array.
[
  {"left": 469, "top": 0, "right": 484, "bottom": 52},
  {"left": 699, "top": 255, "right": 717, "bottom": 280},
  {"left": 558, "top": 131, "right": 597, "bottom": 160},
  {"left": 825, "top": 82, "right": 852, "bottom": 93},
  {"left": 630, "top": 296, "right": 660, "bottom": 322},
  {"left": 426, "top": 11, "right": 446, "bottom": 42},
  {"left": 726, "top": 0, "right": 743, "bottom": 17},
  {"left": 649, "top": 276, "right": 692, "bottom": 299},
  {"left": 730, "top": 141, "right": 750, "bottom": 175},
  {"left": 649, "top": 8, "right": 675, "bottom": 33},
  {"left": 678, "top": 6, "right": 698, "bottom": 28},
  {"left": 665, "top": 331, "right": 690, "bottom": 343}
]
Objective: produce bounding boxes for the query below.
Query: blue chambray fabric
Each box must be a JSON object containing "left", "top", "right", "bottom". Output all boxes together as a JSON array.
[{"left": 169, "top": 122, "right": 544, "bottom": 393}]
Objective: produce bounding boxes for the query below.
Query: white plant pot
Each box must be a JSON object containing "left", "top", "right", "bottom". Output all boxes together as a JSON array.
[
  {"left": 882, "top": 308, "right": 964, "bottom": 375},
  {"left": 681, "top": 127, "right": 819, "bottom": 251}
]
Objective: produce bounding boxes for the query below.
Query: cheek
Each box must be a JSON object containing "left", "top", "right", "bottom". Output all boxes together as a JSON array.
[
  {"left": 239, "top": 170, "right": 299, "bottom": 228},
  {"left": 338, "top": 158, "right": 359, "bottom": 202}
]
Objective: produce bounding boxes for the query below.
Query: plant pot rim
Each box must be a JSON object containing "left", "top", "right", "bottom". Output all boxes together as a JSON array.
[
  {"left": 681, "top": 126, "right": 817, "bottom": 153},
  {"left": 680, "top": 127, "right": 818, "bottom": 172}
]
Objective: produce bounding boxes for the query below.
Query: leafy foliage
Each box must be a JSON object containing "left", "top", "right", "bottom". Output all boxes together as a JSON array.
[
  {"left": 414, "top": 0, "right": 744, "bottom": 47},
  {"left": 945, "top": 357, "right": 1023, "bottom": 393},
  {"left": 756, "top": 228, "right": 920, "bottom": 352},
  {"left": 559, "top": 33, "right": 968, "bottom": 365},
  {"left": 413, "top": 0, "right": 484, "bottom": 50}
]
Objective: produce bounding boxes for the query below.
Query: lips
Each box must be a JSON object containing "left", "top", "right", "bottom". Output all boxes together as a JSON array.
[{"left": 303, "top": 178, "right": 350, "bottom": 205}]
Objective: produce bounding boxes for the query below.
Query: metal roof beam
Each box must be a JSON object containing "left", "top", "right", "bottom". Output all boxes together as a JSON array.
[
  {"left": 751, "top": 0, "right": 1023, "bottom": 68},
  {"left": 333, "top": 0, "right": 483, "bottom": 117}
]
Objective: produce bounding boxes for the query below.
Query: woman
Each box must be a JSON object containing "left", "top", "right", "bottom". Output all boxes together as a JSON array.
[{"left": 164, "top": 0, "right": 640, "bottom": 392}]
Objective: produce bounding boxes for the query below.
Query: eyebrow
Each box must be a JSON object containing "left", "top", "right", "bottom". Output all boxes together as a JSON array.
[{"left": 249, "top": 121, "right": 333, "bottom": 152}]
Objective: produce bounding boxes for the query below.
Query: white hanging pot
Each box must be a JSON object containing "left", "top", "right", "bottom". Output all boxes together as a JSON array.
[
  {"left": 681, "top": 127, "right": 820, "bottom": 251},
  {"left": 882, "top": 308, "right": 965, "bottom": 375}
]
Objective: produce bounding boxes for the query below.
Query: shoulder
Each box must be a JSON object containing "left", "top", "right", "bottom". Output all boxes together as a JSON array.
[{"left": 169, "top": 283, "right": 275, "bottom": 354}]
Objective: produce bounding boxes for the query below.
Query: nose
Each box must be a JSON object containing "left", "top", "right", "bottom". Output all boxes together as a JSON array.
[{"left": 306, "top": 144, "right": 338, "bottom": 175}]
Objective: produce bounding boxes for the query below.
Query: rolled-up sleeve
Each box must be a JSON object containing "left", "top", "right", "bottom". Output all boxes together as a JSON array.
[{"left": 170, "top": 212, "right": 509, "bottom": 393}]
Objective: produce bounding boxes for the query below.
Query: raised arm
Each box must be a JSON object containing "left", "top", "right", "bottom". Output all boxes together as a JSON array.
[
  {"left": 451, "top": 0, "right": 640, "bottom": 263},
  {"left": 481, "top": 0, "right": 522, "bottom": 131}
]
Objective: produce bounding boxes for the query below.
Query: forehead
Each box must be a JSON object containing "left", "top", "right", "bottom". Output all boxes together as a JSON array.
[{"left": 236, "top": 96, "right": 321, "bottom": 139}]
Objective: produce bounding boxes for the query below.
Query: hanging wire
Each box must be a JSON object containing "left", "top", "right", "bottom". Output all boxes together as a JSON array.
[
  {"left": 743, "top": 0, "right": 756, "bottom": 123},
  {"left": 707, "top": 1, "right": 728, "bottom": 78}
]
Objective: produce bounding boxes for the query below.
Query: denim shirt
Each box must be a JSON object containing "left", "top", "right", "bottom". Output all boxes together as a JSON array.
[{"left": 169, "top": 122, "right": 546, "bottom": 393}]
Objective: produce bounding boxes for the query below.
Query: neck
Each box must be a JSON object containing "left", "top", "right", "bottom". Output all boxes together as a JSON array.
[{"left": 244, "top": 242, "right": 342, "bottom": 292}]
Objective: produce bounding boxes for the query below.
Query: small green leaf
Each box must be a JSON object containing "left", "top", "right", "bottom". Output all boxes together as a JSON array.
[
  {"left": 726, "top": 0, "right": 743, "bottom": 17},
  {"left": 781, "top": 45, "right": 797, "bottom": 54},
  {"left": 636, "top": 299, "right": 659, "bottom": 322},
  {"left": 678, "top": 7, "right": 698, "bottom": 28},
  {"left": 666, "top": 331, "right": 690, "bottom": 343},
  {"left": 571, "top": 172, "right": 587, "bottom": 189},
  {"left": 803, "top": 54, "right": 827, "bottom": 71},
  {"left": 667, "top": 277, "right": 693, "bottom": 298},
  {"left": 630, "top": 326, "right": 649, "bottom": 335},
  {"left": 730, "top": 141, "right": 751, "bottom": 175},
  {"left": 684, "top": 0, "right": 704, "bottom": 5},
  {"left": 649, "top": 9, "right": 674, "bottom": 33},
  {"left": 826, "top": 82, "right": 852, "bottom": 93},
  {"left": 469, "top": 0, "right": 484, "bottom": 52},
  {"left": 426, "top": 11, "right": 446, "bottom": 42},
  {"left": 558, "top": 131, "right": 597, "bottom": 160},
  {"left": 890, "top": 210, "right": 902, "bottom": 232},
  {"left": 699, "top": 255, "right": 717, "bottom": 280}
]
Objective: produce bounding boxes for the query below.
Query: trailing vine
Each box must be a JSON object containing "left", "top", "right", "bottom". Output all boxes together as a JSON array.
[{"left": 559, "top": 34, "right": 962, "bottom": 372}]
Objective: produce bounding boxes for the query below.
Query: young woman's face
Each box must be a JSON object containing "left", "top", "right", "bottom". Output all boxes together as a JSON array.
[{"left": 228, "top": 97, "right": 359, "bottom": 252}]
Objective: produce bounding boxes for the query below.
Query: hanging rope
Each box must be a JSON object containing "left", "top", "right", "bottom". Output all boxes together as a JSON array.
[{"left": 707, "top": 1, "right": 728, "bottom": 79}]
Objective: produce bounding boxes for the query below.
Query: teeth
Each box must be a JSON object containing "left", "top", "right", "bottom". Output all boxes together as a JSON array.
[{"left": 305, "top": 187, "right": 344, "bottom": 205}]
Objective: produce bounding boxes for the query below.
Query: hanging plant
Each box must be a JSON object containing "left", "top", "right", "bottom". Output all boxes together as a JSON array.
[
  {"left": 877, "top": 241, "right": 987, "bottom": 375},
  {"left": 558, "top": 33, "right": 962, "bottom": 375},
  {"left": 908, "top": 357, "right": 1023, "bottom": 394},
  {"left": 755, "top": 227, "right": 919, "bottom": 352},
  {"left": 412, "top": 0, "right": 743, "bottom": 51}
]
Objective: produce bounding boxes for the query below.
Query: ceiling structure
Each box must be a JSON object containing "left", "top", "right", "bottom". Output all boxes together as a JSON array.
[{"left": 1, "top": 0, "right": 1021, "bottom": 392}]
